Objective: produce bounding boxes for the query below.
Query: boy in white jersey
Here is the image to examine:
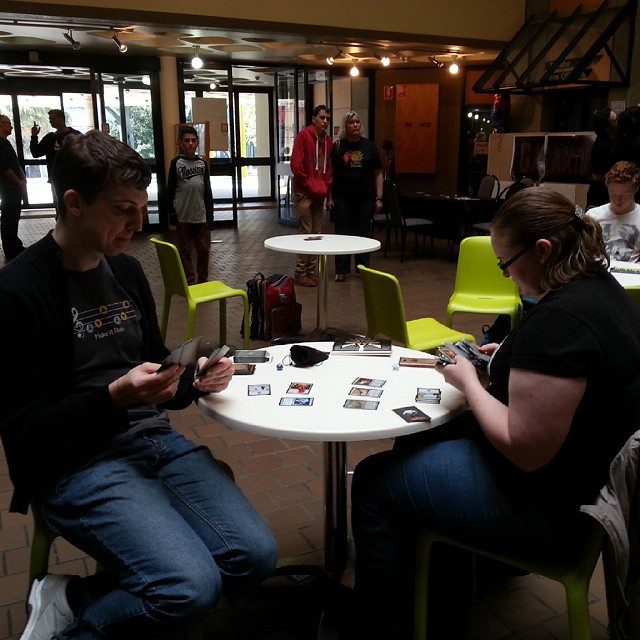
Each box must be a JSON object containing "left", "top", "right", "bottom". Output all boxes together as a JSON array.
[{"left": 166, "top": 126, "right": 214, "bottom": 284}]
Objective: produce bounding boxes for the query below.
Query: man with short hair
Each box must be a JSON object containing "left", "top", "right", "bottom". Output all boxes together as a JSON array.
[
  {"left": 588, "top": 160, "right": 640, "bottom": 262},
  {"left": 0, "top": 114, "right": 27, "bottom": 261},
  {"left": 30, "top": 108, "right": 80, "bottom": 180},
  {"left": 0, "top": 130, "right": 277, "bottom": 640},
  {"left": 290, "top": 104, "right": 333, "bottom": 287}
]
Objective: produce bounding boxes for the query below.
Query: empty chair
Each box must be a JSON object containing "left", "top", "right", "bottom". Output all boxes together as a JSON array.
[
  {"left": 383, "top": 179, "right": 434, "bottom": 262},
  {"left": 466, "top": 174, "right": 500, "bottom": 237},
  {"left": 472, "top": 177, "right": 535, "bottom": 235},
  {"left": 151, "top": 237, "right": 249, "bottom": 346},
  {"left": 446, "top": 236, "right": 523, "bottom": 330},
  {"left": 476, "top": 173, "right": 500, "bottom": 199},
  {"left": 358, "top": 265, "right": 475, "bottom": 352}
]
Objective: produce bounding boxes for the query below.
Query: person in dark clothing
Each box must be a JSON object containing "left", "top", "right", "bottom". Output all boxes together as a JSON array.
[
  {"left": 1, "top": 131, "right": 277, "bottom": 640},
  {"left": 0, "top": 114, "right": 27, "bottom": 261},
  {"left": 30, "top": 108, "right": 80, "bottom": 181},
  {"left": 351, "top": 189, "right": 640, "bottom": 639},
  {"left": 331, "top": 111, "right": 383, "bottom": 281},
  {"left": 611, "top": 106, "right": 640, "bottom": 203},
  {"left": 587, "top": 107, "right": 617, "bottom": 208}
]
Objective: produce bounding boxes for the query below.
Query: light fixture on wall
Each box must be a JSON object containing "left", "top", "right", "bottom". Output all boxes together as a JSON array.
[
  {"left": 63, "top": 28, "right": 81, "bottom": 51},
  {"left": 191, "top": 45, "right": 203, "bottom": 69},
  {"left": 449, "top": 54, "right": 459, "bottom": 75},
  {"left": 112, "top": 32, "right": 127, "bottom": 53},
  {"left": 349, "top": 59, "right": 360, "bottom": 76},
  {"left": 326, "top": 49, "right": 343, "bottom": 65}
]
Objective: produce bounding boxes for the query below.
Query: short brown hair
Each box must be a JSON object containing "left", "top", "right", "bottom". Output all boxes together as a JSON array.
[
  {"left": 605, "top": 161, "right": 640, "bottom": 189},
  {"left": 491, "top": 189, "right": 608, "bottom": 291}
]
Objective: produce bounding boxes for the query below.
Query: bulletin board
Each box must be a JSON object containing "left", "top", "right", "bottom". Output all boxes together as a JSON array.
[
  {"left": 192, "top": 98, "right": 229, "bottom": 152},
  {"left": 394, "top": 84, "right": 439, "bottom": 174}
]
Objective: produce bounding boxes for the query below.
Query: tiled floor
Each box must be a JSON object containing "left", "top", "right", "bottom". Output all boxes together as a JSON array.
[{"left": 0, "top": 208, "right": 609, "bottom": 639}]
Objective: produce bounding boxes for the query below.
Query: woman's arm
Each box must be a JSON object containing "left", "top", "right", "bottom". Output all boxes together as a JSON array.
[{"left": 440, "top": 357, "right": 586, "bottom": 471}]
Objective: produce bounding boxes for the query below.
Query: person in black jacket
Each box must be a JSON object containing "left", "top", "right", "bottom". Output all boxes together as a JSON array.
[
  {"left": 0, "top": 131, "right": 276, "bottom": 640},
  {"left": 30, "top": 109, "right": 80, "bottom": 180}
]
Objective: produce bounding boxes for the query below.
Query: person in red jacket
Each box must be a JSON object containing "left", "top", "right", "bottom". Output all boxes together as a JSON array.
[{"left": 290, "top": 105, "right": 333, "bottom": 287}]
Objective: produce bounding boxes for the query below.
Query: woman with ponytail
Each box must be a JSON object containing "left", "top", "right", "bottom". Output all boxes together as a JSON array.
[{"left": 351, "top": 189, "right": 640, "bottom": 639}]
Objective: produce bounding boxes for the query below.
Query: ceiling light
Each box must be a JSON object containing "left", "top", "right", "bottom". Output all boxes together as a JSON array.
[
  {"left": 63, "top": 29, "right": 81, "bottom": 51},
  {"left": 374, "top": 53, "right": 391, "bottom": 67},
  {"left": 428, "top": 55, "right": 444, "bottom": 69},
  {"left": 209, "top": 81, "right": 218, "bottom": 90},
  {"left": 191, "top": 45, "right": 203, "bottom": 70},
  {"left": 350, "top": 60, "right": 359, "bottom": 77},
  {"left": 141, "top": 76, "right": 151, "bottom": 86},
  {"left": 112, "top": 32, "right": 127, "bottom": 53},
  {"left": 449, "top": 55, "right": 459, "bottom": 75},
  {"left": 326, "top": 49, "right": 343, "bottom": 66}
]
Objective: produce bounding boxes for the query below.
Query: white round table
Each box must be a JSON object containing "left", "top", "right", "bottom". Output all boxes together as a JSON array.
[
  {"left": 264, "top": 234, "right": 381, "bottom": 333},
  {"left": 609, "top": 260, "right": 640, "bottom": 288},
  {"left": 198, "top": 343, "right": 467, "bottom": 572}
]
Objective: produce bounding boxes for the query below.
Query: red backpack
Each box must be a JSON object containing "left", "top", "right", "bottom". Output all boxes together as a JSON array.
[{"left": 245, "top": 273, "right": 302, "bottom": 341}]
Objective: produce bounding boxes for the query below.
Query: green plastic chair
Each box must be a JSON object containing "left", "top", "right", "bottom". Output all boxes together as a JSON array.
[
  {"left": 151, "top": 238, "right": 249, "bottom": 346},
  {"left": 358, "top": 265, "right": 475, "bottom": 352},
  {"left": 414, "top": 521, "right": 606, "bottom": 640},
  {"left": 446, "top": 236, "right": 523, "bottom": 331}
]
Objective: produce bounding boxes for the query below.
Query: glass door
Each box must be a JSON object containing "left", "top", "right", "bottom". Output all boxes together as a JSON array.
[{"left": 233, "top": 88, "right": 274, "bottom": 201}]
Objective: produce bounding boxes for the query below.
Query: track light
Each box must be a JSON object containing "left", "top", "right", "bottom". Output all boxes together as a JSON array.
[
  {"left": 191, "top": 45, "right": 203, "bottom": 70},
  {"left": 428, "top": 55, "right": 443, "bottom": 69},
  {"left": 112, "top": 32, "right": 127, "bottom": 53},
  {"left": 326, "top": 49, "right": 343, "bottom": 66},
  {"left": 350, "top": 60, "right": 360, "bottom": 77},
  {"left": 209, "top": 80, "right": 218, "bottom": 90},
  {"left": 63, "top": 29, "right": 81, "bottom": 51},
  {"left": 374, "top": 53, "right": 390, "bottom": 67},
  {"left": 449, "top": 55, "right": 459, "bottom": 75}
]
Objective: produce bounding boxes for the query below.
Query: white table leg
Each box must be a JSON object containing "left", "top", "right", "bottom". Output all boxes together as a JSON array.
[{"left": 317, "top": 254, "right": 328, "bottom": 331}]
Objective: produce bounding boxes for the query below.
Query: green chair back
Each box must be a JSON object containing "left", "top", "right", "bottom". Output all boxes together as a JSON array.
[
  {"left": 150, "top": 237, "right": 191, "bottom": 302},
  {"left": 447, "top": 236, "right": 522, "bottom": 330},
  {"left": 359, "top": 265, "right": 410, "bottom": 345}
]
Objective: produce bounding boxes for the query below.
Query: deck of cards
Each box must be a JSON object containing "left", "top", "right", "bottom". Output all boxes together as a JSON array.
[{"left": 416, "top": 387, "right": 441, "bottom": 404}]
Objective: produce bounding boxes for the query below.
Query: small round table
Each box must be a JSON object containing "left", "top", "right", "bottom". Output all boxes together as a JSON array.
[
  {"left": 264, "top": 234, "right": 380, "bottom": 333},
  {"left": 198, "top": 343, "right": 467, "bottom": 573}
]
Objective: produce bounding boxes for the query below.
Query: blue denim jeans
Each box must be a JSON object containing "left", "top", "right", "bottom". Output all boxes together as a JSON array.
[
  {"left": 351, "top": 417, "right": 573, "bottom": 639},
  {"left": 42, "top": 427, "right": 277, "bottom": 639}
]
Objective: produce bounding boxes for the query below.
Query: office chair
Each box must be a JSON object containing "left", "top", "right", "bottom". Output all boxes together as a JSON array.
[
  {"left": 358, "top": 265, "right": 475, "bottom": 352},
  {"left": 446, "top": 236, "right": 523, "bottom": 331},
  {"left": 383, "top": 179, "right": 434, "bottom": 262},
  {"left": 150, "top": 238, "right": 249, "bottom": 346}
]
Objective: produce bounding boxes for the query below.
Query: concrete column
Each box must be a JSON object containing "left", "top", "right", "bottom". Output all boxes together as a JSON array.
[{"left": 159, "top": 56, "right": 180, "bottom": 177}]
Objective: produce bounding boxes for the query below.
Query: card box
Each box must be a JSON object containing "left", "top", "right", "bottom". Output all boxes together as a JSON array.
[
  {"left": 332, "top": 337, "right": 392, "bottom": 356},
  {"left": 233, "top": 349, "right": 270, "bottom": 363}
]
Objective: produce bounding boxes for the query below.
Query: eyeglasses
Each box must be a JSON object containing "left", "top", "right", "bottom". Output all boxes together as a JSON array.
[{"left": 497, "top": 245, "right": 532, "bottom": 272}]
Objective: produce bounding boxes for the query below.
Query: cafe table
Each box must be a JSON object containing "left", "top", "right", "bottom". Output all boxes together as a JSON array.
[
  {"left": 609, "top": 260, "right": 640, "bottom": 288},
  {"left": 264, "top": 234, "right": 380, "bottom": 337},
  {"left": 198, "top": 342, "right": 467, "bottom": 573}
]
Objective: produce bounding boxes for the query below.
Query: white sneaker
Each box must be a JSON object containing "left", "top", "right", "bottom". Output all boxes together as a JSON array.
[{"left": 21, "top": 574, "right": 75, "bottom": 640}]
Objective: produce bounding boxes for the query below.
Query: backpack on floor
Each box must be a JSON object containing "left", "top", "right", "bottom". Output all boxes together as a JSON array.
[{"left": 245, "top": 273, "right": 302, "bottom": 341}]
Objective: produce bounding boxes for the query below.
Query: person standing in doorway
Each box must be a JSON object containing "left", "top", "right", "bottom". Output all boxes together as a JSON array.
[
  {"left": 30, "top": 109, "right": 80, "bottom": 180},
  {"left": 331, "top": 111, "right": 383, "bottom": 281},
  {"left": 290, "top": 105, "right": 333, "bottom": 287},
  {"left": 166, "top": 125, "right": 215, "bottom": 285},
  {"left": 0, "top": 114, "right": 27, "bottom": 261}
]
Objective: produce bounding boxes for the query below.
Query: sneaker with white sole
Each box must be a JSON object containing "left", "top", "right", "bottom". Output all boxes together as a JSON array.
[{"left": 21, "top": 574, "right": 75, "bottom": 640}]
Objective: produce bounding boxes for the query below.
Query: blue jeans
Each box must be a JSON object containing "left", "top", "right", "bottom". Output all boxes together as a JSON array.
[
  {"left": 351, "top": 416, "right": 574, "bottom": 639},
  {"left": 42, "top": 427, "right": 277, "bottom": 639}
]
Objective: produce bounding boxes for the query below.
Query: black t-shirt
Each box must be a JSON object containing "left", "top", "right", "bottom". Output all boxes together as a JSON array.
[
  {"left": 331, "top": 137, "right": 382, "bottom": 200},
  {"left": 484, "top": 272, "right": 640, "bottom": 523}
]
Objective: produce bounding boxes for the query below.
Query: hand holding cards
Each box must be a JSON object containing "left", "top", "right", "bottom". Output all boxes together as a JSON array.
[
  {"left": 195, "top": 345, "right": 230, "bottom": 378},
  {"left": 158, "top": 336, "right": 203, "bottom": 371}
]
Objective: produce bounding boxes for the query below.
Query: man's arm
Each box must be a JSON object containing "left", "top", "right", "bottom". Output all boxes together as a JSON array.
[{"left": 202, "top": 160, "right": 214, "bottom": 228}]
